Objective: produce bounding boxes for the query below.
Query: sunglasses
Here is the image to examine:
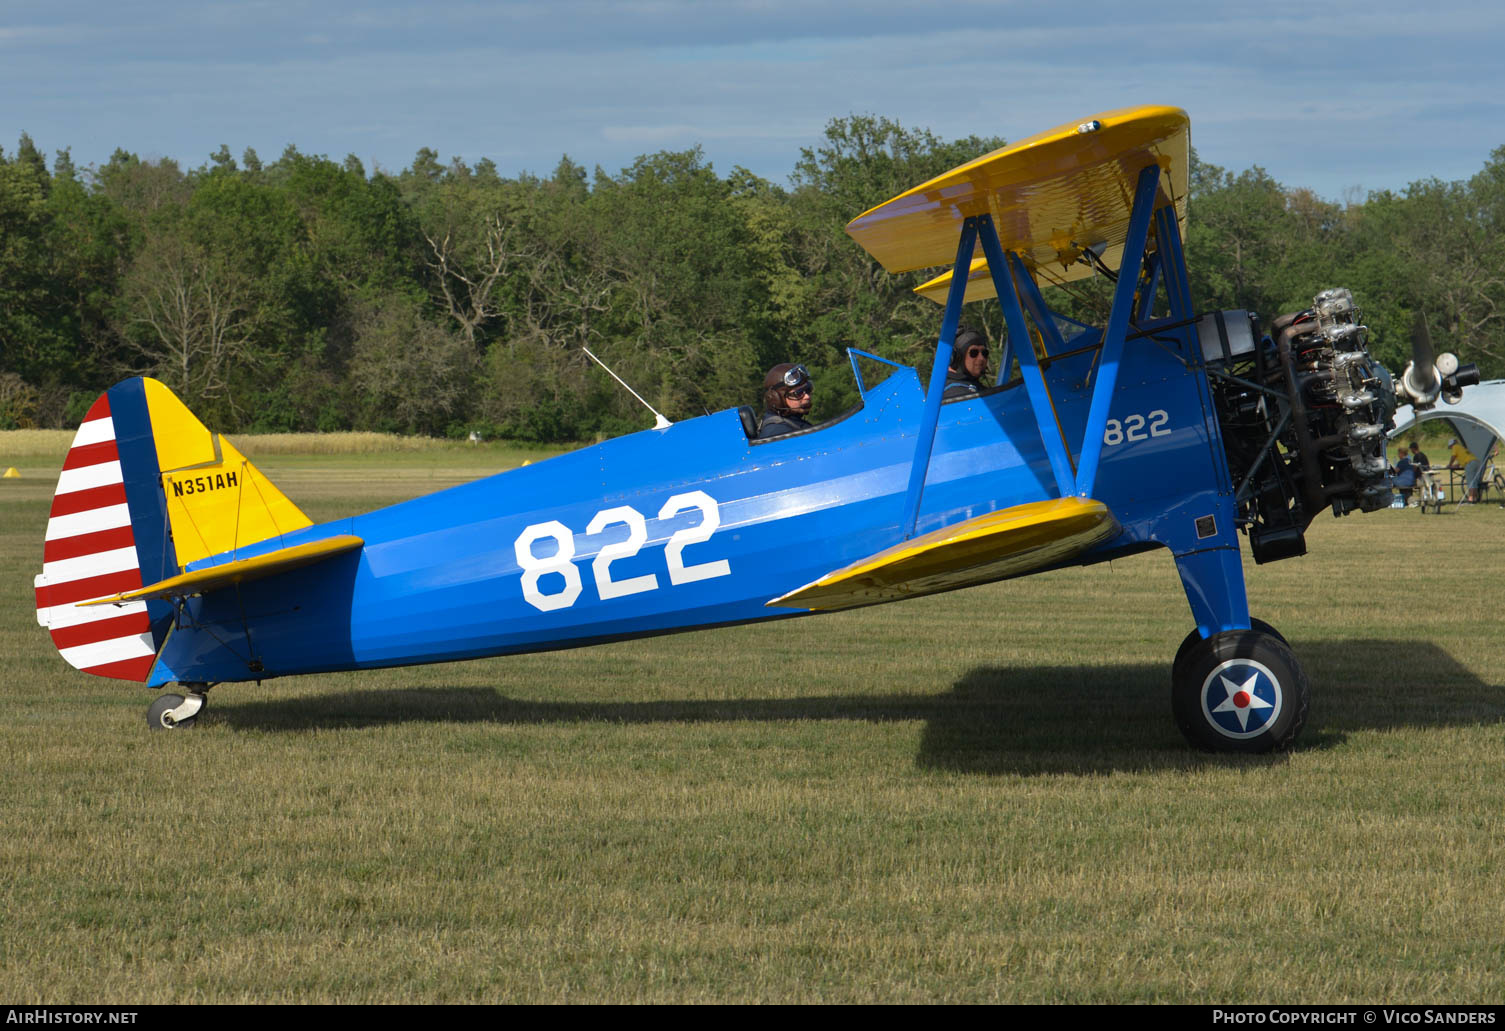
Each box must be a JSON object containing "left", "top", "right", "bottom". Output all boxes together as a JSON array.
[
  {"left": 786, "top": 385, "right": 811, "bottom": 399},
  {"left": 966, "top": 347, "right": 990, "bottom": 359}
]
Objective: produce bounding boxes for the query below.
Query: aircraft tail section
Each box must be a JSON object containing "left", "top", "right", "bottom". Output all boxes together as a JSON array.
[{"left": 35, "top": 378, "right": 314, "bottom": 682}]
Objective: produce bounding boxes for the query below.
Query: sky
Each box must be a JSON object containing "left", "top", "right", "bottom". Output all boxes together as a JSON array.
[{"left": 3, "top": 0, "right": 1504, "bottom": 201}]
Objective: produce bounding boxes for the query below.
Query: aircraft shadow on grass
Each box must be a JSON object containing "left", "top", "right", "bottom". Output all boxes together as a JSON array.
[{"left": 216, "top": 640, "right": 1501, "bottom": 776}]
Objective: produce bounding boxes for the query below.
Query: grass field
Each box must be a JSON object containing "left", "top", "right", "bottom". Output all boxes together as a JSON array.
[{"left": 4, "top": 433, "right": 1505, "bottom": 1003}]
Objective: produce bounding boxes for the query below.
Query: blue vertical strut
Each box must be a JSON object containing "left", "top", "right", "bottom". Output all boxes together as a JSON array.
[
  {"left": 1136, "top": 252, "right": 1162, "bottom": 323},
  {"left": 1072, "top": 163, "right": 1163, "bottom": 498},
  {"left": 977, "top": 215, "right": 1076, "bottom": 496},
  {"left": 1155, "top": 202, "right": 1195, "bottom": 333},
  {"left": 900, "top": 219, "right": 976, "bottom": 539},
  {"left": 1007, "top": 251, "right": 1069, "bottom": 356},
  {"left": 1151, "top": 178, "right": 1250, "bottom": 634}
]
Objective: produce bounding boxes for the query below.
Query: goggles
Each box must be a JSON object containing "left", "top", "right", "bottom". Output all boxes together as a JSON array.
[{"left": 782, "top": 364, "right": 810, "bottom": 389}]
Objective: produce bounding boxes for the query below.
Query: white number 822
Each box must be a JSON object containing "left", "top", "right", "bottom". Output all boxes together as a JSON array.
[
  {"left": 514, "top": 490, "right": 730, "bottom": 612},
  {"left": 1103, "top": 410, "right": 1170, "bottom": 446}
]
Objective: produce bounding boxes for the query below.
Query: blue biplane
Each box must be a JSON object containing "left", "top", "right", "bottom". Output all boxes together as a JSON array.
[{"left": 34, "top": 106, "right": 1476, "bottom": 751}]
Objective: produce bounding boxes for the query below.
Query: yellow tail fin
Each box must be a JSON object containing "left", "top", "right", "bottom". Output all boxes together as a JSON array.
[{"left": 142, "top": 379, "right": 312, "bottom": 569}]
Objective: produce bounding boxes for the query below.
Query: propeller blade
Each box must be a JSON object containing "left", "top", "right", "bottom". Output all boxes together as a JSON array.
[{"left": 1409, "top": 312, "right": 1438, "bottom": 396}]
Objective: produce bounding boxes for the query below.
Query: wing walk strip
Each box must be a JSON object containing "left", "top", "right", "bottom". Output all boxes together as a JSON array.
[{"left": 32, "top": 403, "right": 157, "bottom": 681}]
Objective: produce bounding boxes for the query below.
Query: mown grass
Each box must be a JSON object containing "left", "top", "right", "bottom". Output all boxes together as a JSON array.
[{"left": 3, "top": 437, "right": 1505, "bottom": 1002}]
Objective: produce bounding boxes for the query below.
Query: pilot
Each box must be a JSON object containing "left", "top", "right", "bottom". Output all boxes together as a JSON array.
[
  {"left": 943, "top": 328, "right": 990, "bottom": 398},
  {"left": 757, "top": 363, "right": 814, "bottom": 439}
]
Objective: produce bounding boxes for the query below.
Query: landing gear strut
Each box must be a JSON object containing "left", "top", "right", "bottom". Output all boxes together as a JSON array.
[
  {"left": 146, "top": 685, "right": 209, "bottom": 730},
  {"left": 1170, "top": 626, "right": 1308, "bottom": 753}
]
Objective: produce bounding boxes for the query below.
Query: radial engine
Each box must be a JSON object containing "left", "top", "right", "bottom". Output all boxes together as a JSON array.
[{"left": 1199, "top": 289, "right": 1479, "bottom": 564}]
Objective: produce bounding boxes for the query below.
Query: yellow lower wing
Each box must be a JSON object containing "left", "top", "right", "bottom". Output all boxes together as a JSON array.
[
  {"left": 77, "top": 535, "right": 364, "bottom": 606},
  {"left": 769, "top": 498, "right": 1118, "bottom": 612}
]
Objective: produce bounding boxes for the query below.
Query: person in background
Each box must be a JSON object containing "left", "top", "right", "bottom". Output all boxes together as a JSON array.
[
  {"left": 943, "top": 328, "right": 990, "bottom": 398},
  {"left": 1409, "top": 440, "right": 1430, "bottom": 471},
  {"left": 1391, "top": 446, "right": 1417, "bottom": 505},
  {"left": 1448, "top": 437, "right": 1480, "bottom": 502},
  {"left": 757, "top": 362, "right": 814, "bottom": 439}
]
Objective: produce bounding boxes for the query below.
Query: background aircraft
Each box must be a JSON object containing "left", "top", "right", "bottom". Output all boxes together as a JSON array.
[{"left": 34, "top": 106, "right": 1476, "bottom": 751}]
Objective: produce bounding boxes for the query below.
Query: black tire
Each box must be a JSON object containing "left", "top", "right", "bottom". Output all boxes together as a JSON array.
[
  {"left": 1172, "top": 618, "right": 1287, "bottom": 687},
  {"left": 1171, "top": 628, "right": 1309, "bottom": 753},
  {"left": 146, "top": 693, "right": 199, "bottom": 730}
]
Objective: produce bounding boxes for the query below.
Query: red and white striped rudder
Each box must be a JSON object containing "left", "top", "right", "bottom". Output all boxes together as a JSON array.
[{"left": 33, "top": 393, "right": 157, "bottom": 681}]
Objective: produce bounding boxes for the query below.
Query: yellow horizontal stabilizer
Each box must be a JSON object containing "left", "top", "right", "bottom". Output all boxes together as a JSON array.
[
  {"left": 77, "top": 535, "right": 364, "bottom": 606},
  {"left": 769, "top": 498, "right": 1118, "bottom": 612},
  {"left": 845, "top": 105, "right": 1188, "bottom": 294}
]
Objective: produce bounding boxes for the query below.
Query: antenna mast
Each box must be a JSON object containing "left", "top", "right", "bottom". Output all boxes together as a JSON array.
[{"left": 581, "top": 347, "right": 672, "bottom": 429}]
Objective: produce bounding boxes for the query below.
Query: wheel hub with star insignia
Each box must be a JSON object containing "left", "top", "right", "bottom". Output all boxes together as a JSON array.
[
  {"left": 1199, "top": 658, "right": 1282, "bottom": 739},
  {"left": 1171, "top": 626, "right": 1309, "bottom": 752}
]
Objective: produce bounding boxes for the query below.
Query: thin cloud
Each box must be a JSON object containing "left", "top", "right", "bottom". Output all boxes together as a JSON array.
[{"left": 0, "top": 1, "right": 1501, "bottom": 200}]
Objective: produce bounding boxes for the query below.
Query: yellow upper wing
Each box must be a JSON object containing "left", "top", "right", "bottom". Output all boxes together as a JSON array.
[{"left": 844, "top": 105, "right": 1189, "bottom": 302}]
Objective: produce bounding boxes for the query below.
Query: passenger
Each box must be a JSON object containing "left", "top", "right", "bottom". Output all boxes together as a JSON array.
[
  {"left": 943, "top": 328, "right": 990, "bottom": 398},
  {"left": 757, "top": 363, "right": 814, "bottom": 439},
  {"left": 1391, "top": 446, "right": 1417, "bottom": 505},
  {"left": 1447, "top": 437, "right": 1480, "bottom": 502}
]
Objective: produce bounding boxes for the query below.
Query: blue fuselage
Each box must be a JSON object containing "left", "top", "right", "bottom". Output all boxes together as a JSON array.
[{"left": 149, "top": 341, "right": 1237, "bottom": 688}]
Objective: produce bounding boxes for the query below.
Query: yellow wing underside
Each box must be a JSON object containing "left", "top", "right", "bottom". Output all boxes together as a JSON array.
[
  {"left": 769, "top": 498, "right": 1119, "bottom": 612},
  {"left": 844, "top": 105, "right": 1189, "bottom": 303}
]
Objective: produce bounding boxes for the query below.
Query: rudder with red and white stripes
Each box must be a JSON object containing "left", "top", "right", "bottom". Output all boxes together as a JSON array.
[{"left": 33, "top": 392, "right": 159, "bottom": 681}]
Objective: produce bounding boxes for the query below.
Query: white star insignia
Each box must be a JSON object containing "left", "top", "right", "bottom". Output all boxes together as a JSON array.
[{"left": 1211, "top": 671, "right": 1273, "bottom": 731}]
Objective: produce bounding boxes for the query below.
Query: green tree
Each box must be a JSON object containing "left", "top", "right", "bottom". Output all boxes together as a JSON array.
[
  {"left": 347, "top": 294, "right": 476, "bottom": 435},
  {"left": 1346, "top": 171, "right": 1505, "bottom": 377}
]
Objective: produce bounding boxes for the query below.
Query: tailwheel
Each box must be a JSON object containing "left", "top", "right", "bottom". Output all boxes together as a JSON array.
[
  {"left": 1171, "top": 627, "right": 1308, "bottom": 753},
  {"left": 146, "top": 686, "right": 208, "bottom": 730}
]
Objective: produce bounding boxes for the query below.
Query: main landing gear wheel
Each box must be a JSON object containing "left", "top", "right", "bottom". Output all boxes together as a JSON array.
[
  {"left": 146, "top": 689, "right": 207, "bottom": 730},
  {"left": 1171, "top": 627, "right": 1308, "bottom": 753},
  {"left": 1172, "top": 618, "right": 1287, "bottom": 684}
]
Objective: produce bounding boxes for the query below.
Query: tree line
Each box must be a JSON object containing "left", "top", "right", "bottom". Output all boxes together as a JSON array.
[{"left": 3, "top": 117, "right": 1503, "bottom": 439}]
